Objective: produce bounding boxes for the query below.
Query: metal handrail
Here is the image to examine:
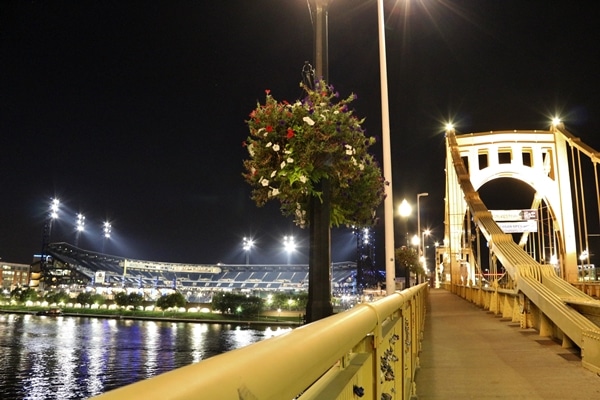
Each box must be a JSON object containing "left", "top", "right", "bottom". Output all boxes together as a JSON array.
[{"left": 92, "top": 284, "right": 428, "bottom": 400}]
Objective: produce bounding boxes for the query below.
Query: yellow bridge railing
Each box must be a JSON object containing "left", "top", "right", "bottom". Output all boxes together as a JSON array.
[{"left": 92, "top": 284, "right": 428, "bottom": 400}]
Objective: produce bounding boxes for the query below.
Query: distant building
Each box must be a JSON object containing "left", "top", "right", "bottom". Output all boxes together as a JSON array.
[{"left": 0, "top": 261, "right": 30, "bottom": 291}]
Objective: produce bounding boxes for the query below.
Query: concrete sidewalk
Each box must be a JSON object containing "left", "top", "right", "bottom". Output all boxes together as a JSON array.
[{"left": 414, "top": 289, "right": 600, "bottom": 399}]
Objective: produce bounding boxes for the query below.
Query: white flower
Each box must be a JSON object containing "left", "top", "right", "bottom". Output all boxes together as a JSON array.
[
  {"left": 247, "top": 143, "right": 255, "bottom": 156},
  {"left": 351, "top": 156, "right": 357, "bottom": 165},
  {"left": 270, "top": 170, "right": 277, "bottom": 178},
  {"left": 272, "top": 144, "right": 280, "bottom": 152},
  {"left": 333, "top": 110, "right": 339, "bottom": 115},
  {"left": 359, "top": 163, "right": 365, "bottom": 171},
  {"left": 260, "top": 178, "right": 269, "bottom": 187},
  {"left": 284, "top": 150, "right": 292, "bottom": 154},
  {"left": 299, "top": 175, "right": 307, "bottom": 183},
  {"left": 303, "top": 116, "right": 315, "bottom": 126},
  {"left": 287, "top": 157, "right": 294, "bottom": 163},
  {"left": 346, "top": 149, "right": 353, "bottom": 155},
  {"left": 320, "top": 114, "right": 326, "bottom": 120},
  {"left": 266, "top": 142, "right": 272, "bottom": 148},
  {"left": 280, "top": 161, "right": 286, "bottom": 169},
  {"left": 269, "top": 188, "right": 280, "bottom": 197}
]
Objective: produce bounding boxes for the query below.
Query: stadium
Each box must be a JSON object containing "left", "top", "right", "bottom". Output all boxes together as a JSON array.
[{"left": 31, "top": 242, "right": 372, "bottom": 303}]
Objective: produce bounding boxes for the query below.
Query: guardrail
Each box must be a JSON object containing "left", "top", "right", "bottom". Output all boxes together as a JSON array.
[{"left": 92, "top": 283, "right": 428, "bottom": 400}]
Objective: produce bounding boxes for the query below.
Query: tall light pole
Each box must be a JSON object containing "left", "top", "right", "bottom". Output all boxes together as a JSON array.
[
  {"left": 102, "top": 221, "right": 112, "bottom": 253},
  {"left": 243, "top": 237, "right": 254, "bottom": 265},
  {"left": 306, "top": 0, "right": 333, "bottom": 322},
  {"left": 422, "top": 229, "right": 431, "bottom": 284},
  {"left": 41, "top": 198, "right": 60, "bottom": 281},
  {"left": 417, "top": 193, "right": 428, "bottom": 256},
  {"left": 398, "top": 199, "right": 412, "bottom": 288},
  {"left": 75, "top": 213, "right": 85, "bottom": 247},
  {"left": 376, "top": 0, "right": 396, "bottom": 296}
]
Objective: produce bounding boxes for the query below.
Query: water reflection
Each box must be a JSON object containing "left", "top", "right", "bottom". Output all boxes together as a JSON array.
[{"left": 0, "top": 313, "right": 291, "bottom": 400}]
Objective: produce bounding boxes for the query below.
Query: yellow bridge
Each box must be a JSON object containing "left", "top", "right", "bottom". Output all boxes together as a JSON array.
[{"left": 94, "top": 123, "right": 600, "bottom": 399}]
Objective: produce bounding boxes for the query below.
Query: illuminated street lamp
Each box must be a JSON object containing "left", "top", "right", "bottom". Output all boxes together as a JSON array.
[
  {"left": 422, "top": 229, "right": 431, "bottom": 283},
  {"left": 243, "top": 237, "right": 254, "bottom": 265},
  {"left": 75, "top": 213, "right": 85, "bottom": 247},
  {"left": 398, "top": 199, "right": 412, "bottom": 245},
  {"left": 398, "top": 199, "right": 412, "bottom": 288},
  {"left": 283, "top": 235, "right": 296, "bottom": 265},
  {"left": 417, "top": 192, "right": 429, "bottom": 283}
]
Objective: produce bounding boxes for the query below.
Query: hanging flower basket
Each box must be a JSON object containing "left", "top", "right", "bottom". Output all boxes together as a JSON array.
[{"left": 243, "top": 80, "right": 385, "bottom": 228}]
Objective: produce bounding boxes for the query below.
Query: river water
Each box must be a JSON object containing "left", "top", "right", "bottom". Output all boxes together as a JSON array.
[{"left": 0, "top": 313, "right": 292, "bottom": 400}]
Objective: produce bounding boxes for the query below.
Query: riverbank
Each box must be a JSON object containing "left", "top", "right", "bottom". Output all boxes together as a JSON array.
[{"left": 0, "top": 307, "right": 303, "bottom": 326}]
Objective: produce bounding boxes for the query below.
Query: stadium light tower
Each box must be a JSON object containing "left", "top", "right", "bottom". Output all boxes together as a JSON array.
[
  {"left": 75, "top": 213, "right": 85, "bottom": 247},
  {"left": 40, "top": 197, "right": 61, "bottom": 280},
  {"left": 283, "top": 235, "right": 296, "bottom": 265},
  {"left": 102, "top": 221, "right": 112, "bottom": 253},
  {"left": 243, "top": 237, "right": 254, "bottom": 265}
]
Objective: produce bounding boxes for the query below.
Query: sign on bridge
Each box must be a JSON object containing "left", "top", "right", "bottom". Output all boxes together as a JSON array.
[{"left": 491, "top": 209, "right": 538, "bottom": 233}]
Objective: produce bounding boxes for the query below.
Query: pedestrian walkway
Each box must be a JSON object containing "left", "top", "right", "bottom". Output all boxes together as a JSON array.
[{"left": 415, "top": 289, "right": 600, "bottom": 399}]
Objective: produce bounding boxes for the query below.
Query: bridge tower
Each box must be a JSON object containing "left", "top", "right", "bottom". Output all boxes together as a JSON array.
[{"left": 443, "top": 124, "right": 580, "bottom": 284}]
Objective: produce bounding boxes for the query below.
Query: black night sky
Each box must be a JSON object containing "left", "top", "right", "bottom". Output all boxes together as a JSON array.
[{"left": 1, "top": 1, "right": 599, "bottom": 266}]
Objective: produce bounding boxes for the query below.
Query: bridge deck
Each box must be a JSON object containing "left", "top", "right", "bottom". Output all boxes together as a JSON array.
[{"left": 415, "top": 289, "right": 600, "bottom": 399}]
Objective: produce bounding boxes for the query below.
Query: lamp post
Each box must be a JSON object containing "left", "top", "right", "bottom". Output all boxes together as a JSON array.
[
  {"left": 398, "top": 199, "right": 412, "bottom": 245},
  {"left": 398, "top": 199, "right": 412, "bottom": 288},
  {"left": 422, "top": 229, "right": 431, "bottom": 284},
  {"left": 417, "top": 192, "right": 429, "bottom": 282},
  {"left": 306, "top": 0, "right": 332, "bottom": 322},
  {"left": 243, "top": 237, "right": 254, "bottom": 266},
  {"left": 375, "top": 0, "right": 396, "bottom": 296},
  {"left": 41, "top": 198, "right": 60, "bottom": 282}
]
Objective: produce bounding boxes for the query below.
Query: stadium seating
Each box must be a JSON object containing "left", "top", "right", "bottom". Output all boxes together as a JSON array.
[{"left": 45, "top": 242, "right": 359, "bottom": 297}]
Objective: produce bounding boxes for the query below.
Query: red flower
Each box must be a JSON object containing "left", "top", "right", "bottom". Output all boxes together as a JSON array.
[
  {"left": 286, "top": 128, "right": 295, "bottom": 139},
  {"left": 242, "top": 141, "right": 247, "bottom": 147},
  {"left": 265, "top": 89, "right": 271, "bottom": 95},
  {"left": 266, "top": 125, "right": 273, "bottom": 133}
]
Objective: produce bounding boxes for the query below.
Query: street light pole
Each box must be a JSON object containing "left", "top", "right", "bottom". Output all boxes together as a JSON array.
[
  {"left": 417, "top": 193, "right": 428, "bottom": 284},
  {"left": 376, "top": 0, "right": 396, "bottom": 296},
  {"left": 398, "top": 199, "right": 412, "bottom": 288},
  {"left": 306, "top": 0, "right": 333, "bottom": 322}
]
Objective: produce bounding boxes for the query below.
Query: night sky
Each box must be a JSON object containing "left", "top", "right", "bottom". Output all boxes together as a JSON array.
[{"left": 1, "top": 1, "right": 599, "bottom": 266}]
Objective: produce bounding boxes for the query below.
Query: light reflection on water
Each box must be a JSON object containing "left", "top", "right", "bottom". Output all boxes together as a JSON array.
[{"left": 0, "top": 313, "right": 291, "bottom": 400}]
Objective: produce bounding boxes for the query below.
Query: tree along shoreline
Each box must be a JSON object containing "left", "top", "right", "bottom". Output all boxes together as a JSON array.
[{"left": 0, "top": 306, "right": 303, "bottom": 326}]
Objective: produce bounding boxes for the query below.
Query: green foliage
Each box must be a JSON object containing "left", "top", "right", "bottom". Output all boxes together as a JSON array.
[
  {"left": 156, "top": 292, "right": 187, "bottom": 310},
  {"left": 76, "top": 292, "right": 93, "bottom": 307},
  {"left": 395, "top": 246, "right": 424, "bottom": 275},
  {"left": 44, "top": 290, "right": 71, "bottom": 304},
  {"left": 90, "top": 293, "right": 106, "bottom": 306},
  {"left": 211, "top": 292, "right": 263, "bottom": 318},
  {"left": 10, "top": 287, "right": 39, "bottom": 303},
  {"left": 243, "top": 80, "right": 385, "bottom": 228},
  {"left": 127, "top": 293, "right": 144, "bottom": 310},
  {"left": 114, "top": 291, "right": 129, "bottom": 308},
  {"left": 265, "top": 292, "right": 308, "bottom": 311}
]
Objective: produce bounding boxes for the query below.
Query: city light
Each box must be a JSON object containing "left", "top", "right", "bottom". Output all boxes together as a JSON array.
[
  {"left": 49, "top": 198, "right": 60, "bottom": 220},
  {"left": 243, "top": 237, "right": 254, "bottom": 265},
  {"left": 103, "top": 221, "right": 112, "bottom": 239},
  {"left": 283, "top": 235, "right": 296, "bottom": 265}
]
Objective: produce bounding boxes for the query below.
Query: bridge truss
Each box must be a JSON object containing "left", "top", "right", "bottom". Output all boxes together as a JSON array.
[{"left": 442, "top": 123, "right": 600, "bottom": 373}]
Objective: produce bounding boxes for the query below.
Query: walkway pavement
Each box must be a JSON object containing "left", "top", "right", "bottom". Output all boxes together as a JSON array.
[{"left": 415, "top": 289, "right": 600, "bottom": 399}]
